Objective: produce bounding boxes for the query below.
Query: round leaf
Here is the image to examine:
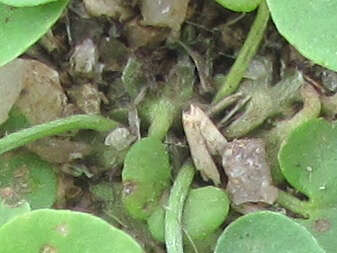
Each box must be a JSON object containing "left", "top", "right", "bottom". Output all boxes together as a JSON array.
[
  {"left": 215, "top": 211, "right": 324, "bottom": 253},
  {"left": 0, "top": 151, "right": 57, "bottom": 209},
  {"left": 122, "top": 137, "right": 171, "bottom": 220},
  {"left": 147, "top": 186, "right": 230, "bottom": 242},
  {"left": 267, "top": 0, "right": 337, "bottom": 71},
  {"left": 0, "top": 0, "right": 69, "bottom": 67},
  {"left": 279, "top": 118, "right": 337, "bottom": 207},
  {"left": 215, "top": 0, "right": 261, "bottom": 12},
  {"left": 0, "top": 0, "right": 57, "bottom": 7},
  {"left": 0, "top": 209, "right": 144, "bottom": 252},
  {"left": 183, "top": 186, "right": 229, "bottom": 240}
]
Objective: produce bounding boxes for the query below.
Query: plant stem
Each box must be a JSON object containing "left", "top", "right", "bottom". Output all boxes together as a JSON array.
[
  {"left": 165, "top": 161, "right": 195, "bottom": 253},
  {"left": 276, "top": 190, "right": 312, "bottom": 218},
  {"left": 148, "top": 99, "right": 176, "bottom": 140},
  {"left": 0, "top": 114, "right": 119, "bottom": 155},
  {"left": 213, "top": 0, "right": 270, "bottom": 103}
]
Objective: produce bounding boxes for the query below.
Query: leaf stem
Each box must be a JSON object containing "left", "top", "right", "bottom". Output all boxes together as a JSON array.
[
  {"left": 0, "top": 114, "right": 119, "bottom": 155},
  {"left": 165, "top": 161, "right": 195, "bottom": 253},
  {"left": 148, "top": 99, "right": 176, "bottom": 140},
  {"left": 213, "top": 0, "right": 270, "bottom": 103},
  {"left": 276, "top": 190, "right": 312, "bottom": 218}
]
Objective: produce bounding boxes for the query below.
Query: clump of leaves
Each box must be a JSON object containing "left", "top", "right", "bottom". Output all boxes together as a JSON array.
[{"left": 0, "top": 209, "right": 144, "bottom": 252}]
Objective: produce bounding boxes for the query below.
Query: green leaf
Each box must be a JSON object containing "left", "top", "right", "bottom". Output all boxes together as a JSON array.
[
  {"left": 122, "top": 137, "right": 171, "bottom": 220},
  {"left": 148, "top": 186, "right": 229, "bottom": 242},
  {"left": 0, "top": 0, "right": 57, "bottom": 7},
  {"left": 215, "top": 0, "right": 262, "bottom": 12},
  {"left": 0, "top": 151, "right": 57, "bottom": 209},
  {"left": 267, "top": 0, "right": 337, "bottom": 72},
  {"left": 0, "top": 209, "right": 144, "bottom": 252},
  {"left": 298, "top": 208, "right": 337, "bottom": 253},
  {"left": 215, "top": 211, "right": 325, "bottom": 253},
  {"left": 279, "top": 119, "right": 337, "bottom": 252},
  {"left": 0, "top": 0, "right": 69, "bottom": 67},
  {"left": 182, "top": 186, "right": 229, "bottom": 240},
  {"left": 0, "top": 198, "right": 30, "bottom": 227},
  {"left": 279, "top": 118, "right": 337, "bottom": 208}
]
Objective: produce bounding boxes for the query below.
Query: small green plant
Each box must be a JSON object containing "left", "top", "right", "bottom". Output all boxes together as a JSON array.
[{"left": 2, "top": 0, "right": 337, "bottom": 252}]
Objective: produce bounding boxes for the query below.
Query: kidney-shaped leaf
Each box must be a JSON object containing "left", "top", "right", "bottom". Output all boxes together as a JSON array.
[
  {"left": 0, "top": 0, "right": 68, "bottom": 67},
  {"left": 0, "top": 209, "right": 144, "bottom": 252},
  {"left": 267, "top": 0, "right": 337, "bottom": 72},
  {"left": 279, "top": 118, "right": 337, "bottom": 208},
  {"left": 215, "top": 211, "right": 324, "bottom": 253}
]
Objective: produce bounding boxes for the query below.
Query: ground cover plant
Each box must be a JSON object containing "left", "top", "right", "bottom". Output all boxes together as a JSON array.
[{"left": 1, "top": 0, "right": 337, "bottom": 252}]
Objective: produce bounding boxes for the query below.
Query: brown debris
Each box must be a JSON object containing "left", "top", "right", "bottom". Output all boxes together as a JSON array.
[{"left": 222, "top": 139, "right": 278, "bottom": 205}]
